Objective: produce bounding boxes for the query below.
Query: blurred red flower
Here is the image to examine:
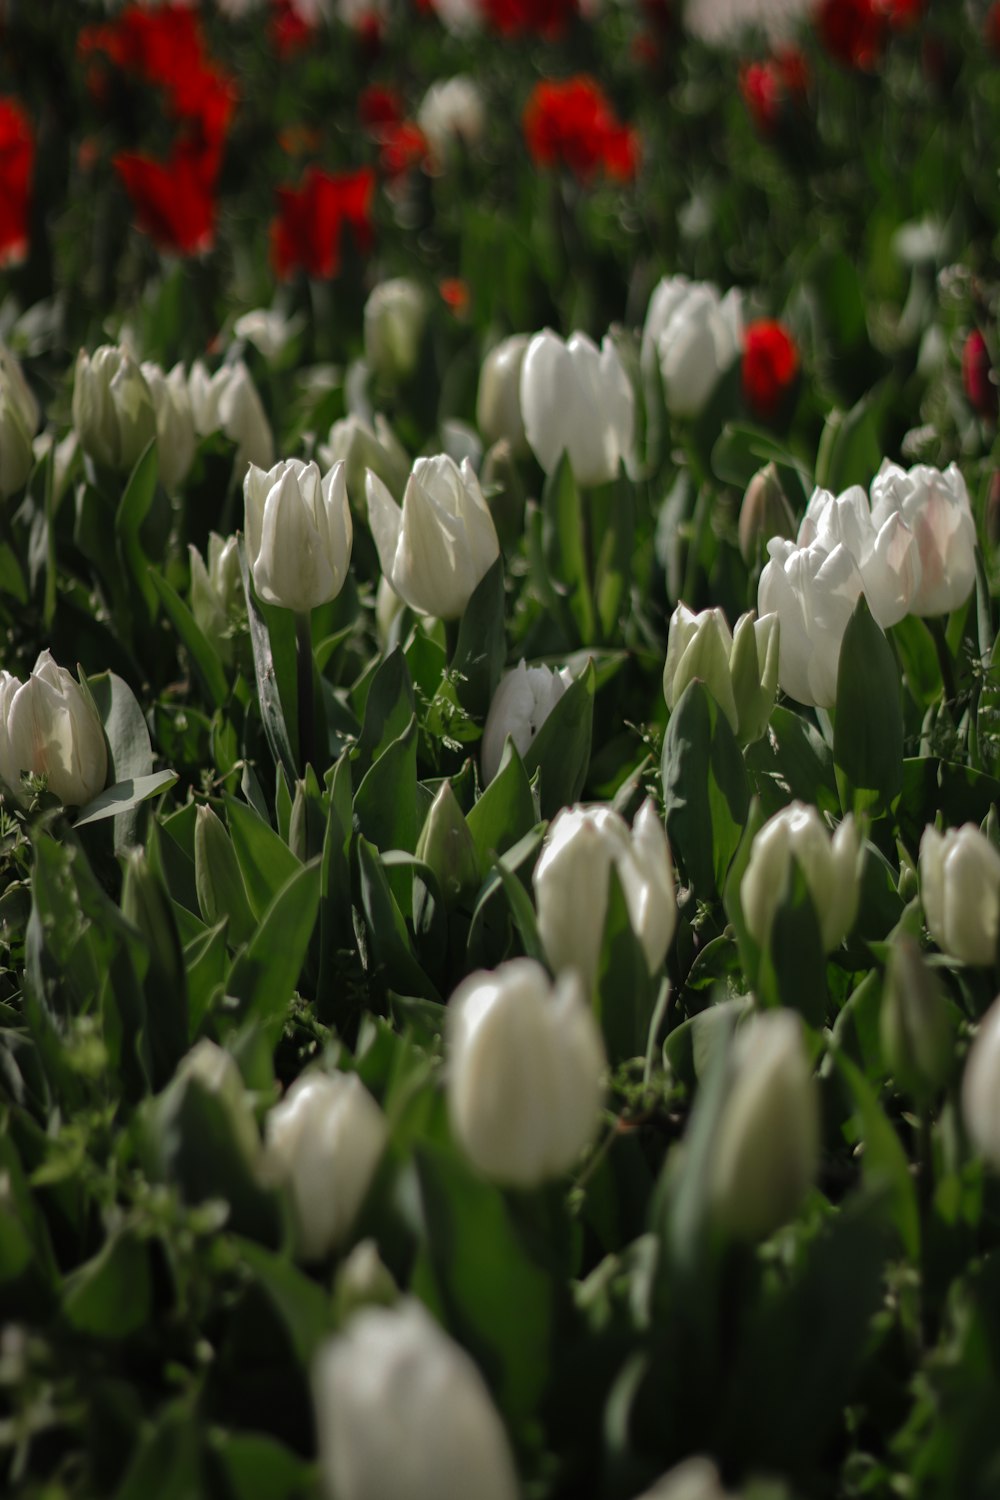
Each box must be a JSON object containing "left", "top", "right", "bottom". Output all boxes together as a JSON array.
[
  {"left": 963, "top": 330, "right": 997, "bottom": 419},
  {"left": 482, "top": 0, "right": 577, "bottom": 36},
  {"left": 270, "top": 0, "right": 316, "bottom": 55},
  {"left": 740, "top": 48, "right": 809, "bottom": 136},
  {"left": 359, "top": 85, "right": 405, "bottom": 138},
  {"left": 0, "top": 99, "right": 33, "bottom": 268},
  {"left": 439, "top": 277, "right": 470, "bottom": 316},
  {"left": 742, "top": 320, "right": 799, "bottom": 422},
  {"left": 880, "top": 0, "right": 922, "bottom": 29},
  {"left": 270, "top": 166, "right": 376, "bottom": 280},
  {"left": 115, "top": 142, "right": 218, "bottom": 256},
  {"left": 378, "top": 121, "right": 428, "bottom": 179},
  {"left": 987, "top": 1, "right": 1000, "bottom": 54},
  {"left": 523, "top": 76, "right": 639, "bottom": 183},
  {"left": 815, "top": 0, "right": 885, "bottom": 69}
]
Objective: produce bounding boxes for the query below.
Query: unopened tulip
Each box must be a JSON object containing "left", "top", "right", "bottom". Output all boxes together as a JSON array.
[
  {"left": 643, "top": 276, "right": 743, "bottom": 420},
  {"left": 741, "top": 802, "right": 864, "bottom": 953},
  {"left": 366, "top": 454, "right": 499, "bottom": 620},
  {"left": 72, "top": 345, "right": 157, "bottom": 472},
  {"left": 233, "top": 307, "right": 304, "bottom": 363},
  {"left": 244, "top": 458, "right": 352, "bottom": 613},
  {"left": 757, "top": 534, "right": 864, "bottom": 707},
  {"left": 0, "top": 650, "right": 107, "bottom": 807},
  {"left": 0, "top": 341, "right": 37, "bottom": 497},
  {"left": 189, "top": 358, "right": 274, "bottom": 473},
  {"left": 318, "top": 412, "right": 410, "bottom": 506},
  {"left": 364, "top": 279, "right": 428, "bottom": 385},
  {"left": 476, "top": 334, "right": 530, "bottom": 456},
  {"left": 709, "top": 1010, "right": 819, "bottom": 1241},
  {"left": 417, "top": 76, "right": 485, "bottom": 160},
  {"left": 481, "top": 660, "right": 573, "bottom": 783},
  {"left": 738, "top": 462, "right": 796, "bottom": 563},
  {"left": 264, "top": 1071, "right": 388, "bottom": 1261},
  {"left": 663, "top": 605, "right": 778, "bottom": 744},
  {"left": 880, "top": 933, "right": 952, "bottom": 1100},
  {"left": 189, "top": 532, "right": 242, "bottom": 653},
  {"left": 919, "top": 823, "right": 1000, "bottom": 967},
  {"left": 533, "top": 798, "right": 676, "bottom": 991},
  {"left": 447, "top": 958, "right": 606, "bottom": 1187},
  {"left": 633, "top": 1457, "right": 732, "bottom": 1500},
  {"left": 141, "top": 360, "right": 196, "bottom": 492},
  {"left": 312, "top": 1299, "right": 519, "bottom": 1500},
  {"left": 962, "top": 995, "right": 1000, "bottom": 1168},
  {"left": 869, "top": 461, "right": 976, "bottom": 618},
  {"left": 520, "top": 329, "right": 634, "bottom": 488}
]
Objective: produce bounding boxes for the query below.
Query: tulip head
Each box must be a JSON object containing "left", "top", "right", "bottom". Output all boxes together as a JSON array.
[
  {"left": 141, "top": 360, "right": 196, "bottom": 492},
  {"left": 447, "top": 957, "right": 606, "bottom": 1188},
  {"left": 480, "top": 659, "right": 572, "bottom": 784},
  {"left": 869, "top": 460, "right": 976, "bottom": 618},
  {"left": 644, "top": 276, "right": 743, "bottom": 420},
  {"left": 366, "top": 454, "right": 499, "bottom": 620},
  {"left": 962, "top": 995, "right": 1000, "bottom": 1170},
  {"left": 72, "top": 344, "right": 157, "bottom": 472},
  {"left": 364, "top": 278, "right": 429, "bottom": 385},
  {"left": 520, "top": 329, "right": 634, "bottom": 488},
  {"left": 244, "top": 458, "right": 352, "bottom": 613},
  {"left": 741, "top": 802, "right": 864, "bottom": 954},
  {"left": 919, "top": 823, "right": 1000, "bottom": 967},
  {"left": 476, "top": 334, "right": 530, "bottom": 457},
  {"left": 0, "top": 650, "right": 107, "bottom": 808}
]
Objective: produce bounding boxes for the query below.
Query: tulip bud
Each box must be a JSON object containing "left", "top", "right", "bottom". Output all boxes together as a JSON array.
[
  {"left": 312, "top": 1299, "right": 520, "bottom": 1500},
  {"left": 415, "top": 782, "right": 481, "bottom": 904},
  {"left": 233, "top": 307, "right": 304, "bottom": 363},
  {"left": 194, "top": 804, "right": 256, "bottom": 947},
  {"left": 318, "top": 412, "right": 410, "bottom": 508},
  {"left": 738, "top": 462, "right": 796, "bottom": 563},
  {"left": 189, "top": 532, "right": 242, "bottom": 658},
  {"left": 643, "top": 276, "right": 743, "bottom": 421},
  {"left": 663, "top": 605, "right": 778, "bottom": 745},
  {"left": 244, "top": 458, "right": 353, "bottom": 614},
  {"left": 520, "top": 329, "right": 635, "bottom": 488},
  {"left": 447, "top": 958, "right": 606, "bottom": 1187},
  {"left": 72, "top": 345, "right": 157, "bottom": 472},
  {"left": 480, "top": 660, "right": 572, "bottom": 784},
  {"left": 189, "top": 358, "right": 274, "bottom": 474},
  {"left": 480, "top": 439, "right": 526, "bottom": 549},
  {"left": 741, "top": 803, "right": 864, "bottom": 954},
  {"left": 709, "top": 1010, "right": 819, "bottom": 1242},
  {"left": 919, "top": 823, "right": 1000, "bottom": 967},
  {"left": 634, "top": 1456, "right": 731, "bottom": 1500},
  {"left": 962, "top": 995, "right": 1000, "bottom": 1168},
  {"left": 364, "top": 279, "right": 428, "bottom": 385},
  {"left": 729, "top": 610, "right": 780, "bottom": 743},
  {"left": 962, "top": 329, "right": 997, "bottom": 420},
  {"left": 333, "top": 1239, "right": 398, "bottom": 1320},
  {"left": 417, "top": 75, "right": 485, "bottom": 161},
  {"left": 122, "top": 846, "right": 184, "bottom": 997},
  {"left": 0, "top": 343, "right": 37, "bottom": 498},
  {"left": 476, "top": 334, "right": 530, "bottom": 456},
  {"left": 141, "top": 360, "right": 196, "bottom": 492},
  {"left": 533, "top": 799, "right": 677, "bottom": 993},
  {"left": 168, "top": 1038, "right": 263, "bottom": 1174},
  {"left": 264, "top": 1071, "right": 388, "bottom": 1262},
  {"left": 0, "top": 651, "right": 107, "bottom": 807},
  {"left": 880, "top": 934, "right": 952, "bottom": 1101},
  {"left": 741, "top": 319, "right": 800, "bottom": 424},
  {"left": 757, "top": 534, "right": 865, "bottom": 707},
  {"left": 366, "top": 455, "right": 499, "bottom": 621}
]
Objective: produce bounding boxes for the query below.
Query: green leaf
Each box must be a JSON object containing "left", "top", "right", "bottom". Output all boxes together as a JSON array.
[
  {"left": 115, "top": 438, "right": 160, "bottom": 621},
  {"left": 662, "top": 679, "right": 749, "bottom": 899},
  {"left": 451, "top": 556, "right": 506, "bottom": 718},
  {"left": 224, "top": 795, "right": 303, "bottom": 920},
  {"left": 595, "top": 864, "right": 652, "bottom": 1065},
  {"left": 149, "top": 569, "right": 229, "bottom": 710},
  {"left": 745, "top": 705, "right": 839, "bottom": 816},
  {"left": 86, "top": 669, "right": 159, "bottom": 850},
  {"left": 73, "top": 770, "right": 177, "bottom": 830},
  {"left": 523, "top": 659, "right": 595, "bottom": 821},
  {"left": 542, "top": 450, "right": 594, "bottom": 643},
  {"left": 356, "top": 837, "right": 442, "bottom": 1003},
  {"left": 814, "top": 394, "right": 881, "bottom": 494},
  {"left": 208, "top": 1432, "right": 313, "bottom": 1500},
  {"left": 240, "top": 537, "right": 298, "bottom": 786},
  {"left": 236, "top": 1240, "right": 334, "bottom": 1367},
  {"left": 591, "top": 471, "right": 634, "bottom": 641},
  {"left": 834, "top": 1051, "right": 920, "bottom": 1258},
  {"left": 834, "top": 594, "right": 903, "bottom": 811},
  {"left": 63, "top": 1230, "right": 152, "bottom": 1339},
  {"left": 354, "top": 715, "right": 418, "bottom": 916},
  {"left": 467, "top": 739, "right": 536, "bottom": 865},
  {"left": 227, "top": 860, "right": 322, "bottom": 1036},
  {"left": 355, "top": 646, "right": 415, "bottom": 777},
  {"left": 184, "top": 918, "right": 230, "bottom": 1035},
  {"left": 413, "top": 1142, "right": 555, "bottom": 1424}
]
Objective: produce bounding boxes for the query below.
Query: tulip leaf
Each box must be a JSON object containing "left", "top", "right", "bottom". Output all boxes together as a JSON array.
[
  {"left": 745, "top": 706, "right": 839, "bottom": 817},
  {"left": 412, "top": 1141, "right": 555, "bottom": 1425},
  {"left": 85, "top": 669, "right": 160, "bottom": 850},
  {"left": 115, "top": 437, "right": 160, "bottom": 622},
  {"left": 74, "top": 770, "right": 178, "bottom": 830},
  {"left": 755, "top": 857, "right": 828, "bottom": 1028},
  {"left": 113, "top": 1398, "right": 203, "bottom": 1500},
  {"left": 62, "top": 1229, "right": 152, "bottom": 1340},
  {"left": 239, "top": 538, "right": 299, "bottom": 787},
  {"left": 355, "top": 647, "right": 415, "bottom": 778},
  {"left": 451, "top": 555, "right": 506, "bottom": 719},
  {"left": 542, "top": 451, "right": 595, "bottom": 644},
  {"left": 591, "top": 471, "right": 633, "bottom": 642},
  {"left": 184, "top": 918, "right": 230, "bottom": 1035},
  {"left": 834, "top": 594, "right": 903, "bottom": 812},
  {"left": 834, "top": 1051, "right": 920, "bottom": 1258},
  {"left": 149, "top": 569, "right": 229, "bottom": 710},
  {"left": 662, "top": 679, "right": 749, "bottom": 900},
  {"left": 207, "top": 1431, "right": 314, "bottom": 1500},
  {"left": 814, "top": 395, "right": 882, "bottom": 494},
  {"left": 467, "top": 739, "right": 537, "bottom": 865},
  {"left": 595, "top": 863, "right": 653, "bottom": 1065},
  {"left": 235, "top": 1240, "right": 335, "bottom": 1368},
  {"left": 466, "top": 827, "right": 545, "bottom": 970},
  {"left": 356, "top": 837, "right": 442, "bottom": 1003},
  {"left": 523, "top": 659, "right": 595, "bottom": 821},
  {"left": 224, "top": 794, "right": 302, "bottom": 920},
  {"left": 226, "top": 859, "right": 322, "bottom": 1037}
]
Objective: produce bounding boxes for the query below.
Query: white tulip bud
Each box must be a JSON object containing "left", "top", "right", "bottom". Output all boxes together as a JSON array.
[
  {"left": 366, "top": 454, "right": 499, "bottom": 621},
  {"left": 757, "top": 534, "right": 865, "bottom": 708},
  {"left": 741, "top": 802, "right": 864, "bottom": 954},
  {"left": 476, "top": 334, "right": 530, "bottom": 457},
  {"left": 189, "top": 358, "right": 274, "bottom": 474},
  {"left": 264, "top": 1071, "right": 388, "bottom": 1261},
  {"left": 72, "top": 345, "right": 157, "bottom": 472},
  {"left": 233, "top": 307, "right": 304, "bottom": 363},
  {"left": 141, "top": 360, "right": 196, "bottom": 492},
  {"left": 480, "top": 659, "right": 572, "bottom": 783},
  {"left": 417, "top": 75, "right": 486, "bottom": 160},
  {"left": 312, "top": 1299, "right": 520, "bottom": 1500},
  {"left": 796, "top": 483, "right": 920, "bottom": 630},
  {"left": 880, "top": 933, "right": 952, "bottom": 1100},
  {"left": 175, "top": 1038, "right": 262, "bottom": 1171},
  {"left": 0, "top": 650, "right": 107, "bottom": 807},
  {"left": 633, "top": 1457, "right": 731, "bottom": 1500},
  {"left": 520, "top": 329, "right": 635, "bottom": 488},
  {"left": 919, "top": 823, "right": 1000, "bottom": 967},
  {"left": 962, "top": 995, "right": 1000, "bottom": 1168},
  {"left": 664, "top": 604, "right": 781, "bottom": 743},
  {"left": 318, "top": 412, "right": 410, "bottom": 508},
  {"left": 244, "top": 458, "right": 353, "bottom": 613},
  {"left": 644, "top": 277, "right": 743, "bottom": 420},
  {"left": 0, "top": 341, "right": 37, "bottom": 497},
  {"left": 533, "top": 798, "right": 676, "bottom": 992},
  {"left": 189, "top": 531, "right": 242, "bottom": 651},
  {"left": 364, "top": 279, "right": 428, "bottom": 385},
  {"left": 709, "top": 1010, "right": 819, "bottom": 1242},
  {"left": 447, "top": 958, "right": 606, "bottom": 1187}
]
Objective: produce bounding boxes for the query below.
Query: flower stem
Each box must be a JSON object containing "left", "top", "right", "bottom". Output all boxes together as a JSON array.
[
  {"left": 295, "top": 610, "right": 316, "bottom": 775},
  {"left": 928, "top": 615, "right": 958, "bottom": 708}
]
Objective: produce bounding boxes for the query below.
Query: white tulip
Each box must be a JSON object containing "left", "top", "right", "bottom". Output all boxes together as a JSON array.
[
  {"left": 919, "top": 824, "right": 1000, "bottom": 967},
  {"left": 533, "top": 798, "right": 676, "bottom": 992},
  {"left": 417, "top": 76, "right": 486, "bottom": 160},
  {"left": 481, "top": 660, "right": 573, "bottom": 783},
  {"left": 645, "top": 277, "right": 743, "bottom": 420},
  {"left": 476, "top": 334, "right": 530, "bottom": 457},
  {"left": 312, "top": 1299, "right": 520, "bottom": 1500},
  {"left": 0, "top": 650, "right": 107, "bottom": 807},
  {"left": 366, "top": 454, "right": 499, "bottom": 620},
  {"left": 962, "top": 995, "right": 1000, "bottom": 1168},
  {"left": 141, "top": 360, "right": 196, "bottom": 492},
  {"left": 520, "top": 329, "right": 635, "bottom": 488},
  {"left": 72, "top": 345, "right": 157, "bottom": 472},
  {"left": 797, "top": 483, "right": 921, "bottom": 629},
  {"left": 318, "top": 412, "right": 409, "bottom": 507},
  {"left": 757, "top": 534, "right": 865, "bottom": 708},
  {"left": 447, "top": 958, "right": 606, "bottom": 1187},
  {"left": 189, "top": 531, "right": 242, "bottom": 650},
  {"left": 869, "top": 460, "right": 977, "bottom": 618},
  {"left": 633, "top": 1457, "right": 731, "bottom": 1500},
  {"left": 663, "top": 604, "right": 779, "bottom": 744},
  {"left": 741, "top": 802, "right": 864, "bottom": 953},
  {"left": 233, "top": 307, "right": 304, "bottom": 362},
  {"left": 264, "top": 1071, "right": 387, "bottom": 1261},
  {"left": 364, "top": 279, "right": 428, "bottom": 385},
  {"left": 244, "top": 458, "right": 352, "bottom": 613},
  {"left": 189, "top": 358, "right": 274, "bottom": 474}
]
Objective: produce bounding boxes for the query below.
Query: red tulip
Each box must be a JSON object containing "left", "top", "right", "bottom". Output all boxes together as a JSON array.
[
  {"left": 270, "top": 166, "right": 376, "bottom": 281},
  {"left": 742, "top": 320, "right": 799, "bottom": 423},
  {"left": 115, "top": 142, "right": 218, "bottom": 256},
  {"left": 963, "top": 330, "right": 997, "bottom": 420},
  {"left": 523, "top": 76, "right": 638, "bottom": 183},
  {"left": 0, "top": 99, "right": 33, "bottom": 269},
  {"left": 815, "top": 0, "right": 885, "bottom": 70}
]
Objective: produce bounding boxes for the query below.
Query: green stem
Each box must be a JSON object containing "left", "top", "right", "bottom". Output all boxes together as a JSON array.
[
  {"left": 295, "top": 611, "right": 316, "bottom": 776},
  {"left": 927, "top": 615, "right": 958, "bottom": 708},
  {"left": 917, "top": 1107, "right": 934, "bottom": 1351}
]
